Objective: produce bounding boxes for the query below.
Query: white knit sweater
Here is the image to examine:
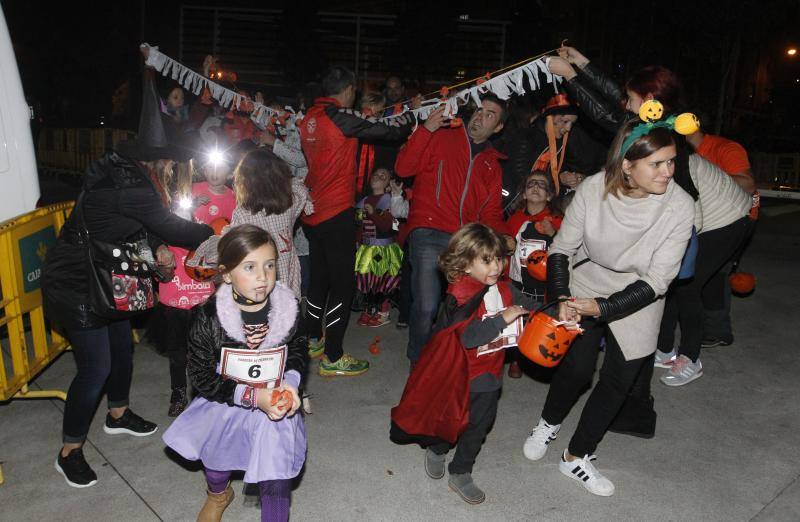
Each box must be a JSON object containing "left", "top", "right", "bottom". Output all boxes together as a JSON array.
[
  {"left": 688, "top": 154, "right": 751, "bottom": 233},
  {"left": 549, "top": 172, "right": 695, "bottom": 360}
]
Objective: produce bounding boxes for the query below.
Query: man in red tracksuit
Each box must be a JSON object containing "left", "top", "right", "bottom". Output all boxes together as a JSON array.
[
  {"left": 395, "top": 93, "right": 511, "bottom": 364},
  {"left": 301, "top": 67, "right": 413, "bottom": 377}
]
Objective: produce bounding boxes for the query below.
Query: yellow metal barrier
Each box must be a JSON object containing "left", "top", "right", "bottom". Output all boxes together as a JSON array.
[{"left": 0, "top": 202, "right": 75, "bottom": 485}]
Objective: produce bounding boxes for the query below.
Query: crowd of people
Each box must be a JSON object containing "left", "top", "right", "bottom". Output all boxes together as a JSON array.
[{"left": 40, "top": 44, "right": 758, "bottom": 518}]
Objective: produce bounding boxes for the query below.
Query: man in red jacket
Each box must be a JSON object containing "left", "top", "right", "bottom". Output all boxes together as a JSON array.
[
  {"left": 395, "top": 93, "right": 511, "bottom": 364},
  {"left": 301, "top": 67, "right": 413, "bottom": 377}
]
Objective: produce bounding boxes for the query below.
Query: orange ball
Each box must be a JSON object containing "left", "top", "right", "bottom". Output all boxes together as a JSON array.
[{"left": 729, "top": 272, "right": 756, "bottom": 295}]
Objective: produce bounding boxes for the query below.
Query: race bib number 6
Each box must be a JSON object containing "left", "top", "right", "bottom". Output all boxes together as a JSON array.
[{"left": 220, "top": 345, "right": 287, "bottom": 388}]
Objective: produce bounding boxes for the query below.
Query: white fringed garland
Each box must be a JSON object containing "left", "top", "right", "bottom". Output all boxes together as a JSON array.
[{"left": 140, "top": 43, "right": 561, "bottom": 126}]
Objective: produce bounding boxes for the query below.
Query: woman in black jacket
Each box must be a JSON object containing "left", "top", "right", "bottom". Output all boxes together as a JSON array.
[
  {"left": 43, "top": 147, "right": 213, "bottom": 488},
  {"left": 502, "top": 94, "right": 607, "bottom": 215}
]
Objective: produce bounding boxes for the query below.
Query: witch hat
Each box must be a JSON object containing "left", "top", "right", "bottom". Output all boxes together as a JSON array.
[{"left": 116, "top": 68, "right": 196, "bottom": 162}]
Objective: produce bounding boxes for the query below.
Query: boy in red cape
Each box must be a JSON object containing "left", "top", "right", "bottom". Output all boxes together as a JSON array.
[{"left": 391, "top": 223, "right": 538, "bottom": 504}]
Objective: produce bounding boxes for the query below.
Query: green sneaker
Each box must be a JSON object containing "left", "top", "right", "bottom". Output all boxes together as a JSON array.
[
  {"left": 318, "top": 354, "right": 369, "bottom": 377},
  {"left": 308, "top": 338, "right": 325, "bottom": 359}
]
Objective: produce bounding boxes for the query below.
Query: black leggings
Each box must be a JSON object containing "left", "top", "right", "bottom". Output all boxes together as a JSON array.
[
  {"left": 658, "top": 216, "right": 753, "bottom": 362},
  {"left": 302, "top": 209, "right": 357, "bottom": 362},
  {"left": 541, "top": 320, "right": 649, "bottom": 457},
  {"left": 63, "top": 320, "right": 133, "bottom": 443}
]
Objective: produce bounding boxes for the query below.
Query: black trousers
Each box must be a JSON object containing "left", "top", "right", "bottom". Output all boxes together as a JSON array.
[
  {"left": 541, "top": 320, "right": 649, "bottom": 457},
  {"left": 431, "top": 389, "right": 500, "bottom": 474},
  {"left": 658, "top": 216, "right": 753, "bottom": 362},
  {"left": 302, "top": 209, "right": 356, "bottom": 362},
  {"left": 63, "top": 320, "right": 133, "bottom": 443}
]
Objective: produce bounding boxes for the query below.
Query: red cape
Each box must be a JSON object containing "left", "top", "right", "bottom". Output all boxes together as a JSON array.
[{"left": 391, "top": 277, "right": 487, "bottom": 444}]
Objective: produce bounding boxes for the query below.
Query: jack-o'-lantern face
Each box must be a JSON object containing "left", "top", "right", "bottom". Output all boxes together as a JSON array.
[
  {"left": 639, "top": 99, "right": 664, "bottom": 122},
  {"left": 184, "top": 251, "right": 218, "bottom": 282},
  {"left": 526, "top": 250, "right": 548, "bottom": 281},
  {"left": 539, "top": 331, "right": 566, "bottom": 362},
  {"left": 518, "top": 314, "right": 582, "bottom": 368}
]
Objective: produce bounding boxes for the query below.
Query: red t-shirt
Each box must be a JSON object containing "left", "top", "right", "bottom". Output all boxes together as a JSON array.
[{"left": 191, "top": 182, "right": 236, "bottom": 225}]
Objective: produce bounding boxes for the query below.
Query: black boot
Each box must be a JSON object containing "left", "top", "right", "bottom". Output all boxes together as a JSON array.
[
  {"left": 168, "top": 387, "right": 188, "bottom": 417},
  {"left": 608, "top": 394, "right": 657, "bottom": 439}
]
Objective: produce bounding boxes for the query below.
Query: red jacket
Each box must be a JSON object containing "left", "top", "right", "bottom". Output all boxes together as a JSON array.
[
  {"left": 300, "top": 97, "right": 412, "bottom": 226},
  {"left": 395, "top": 125, "right": 508, "bottom": 235}
]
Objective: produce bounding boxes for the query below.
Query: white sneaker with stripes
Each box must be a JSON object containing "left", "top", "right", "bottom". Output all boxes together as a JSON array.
[
  {"left": 558, "top": 450, "right": 615, "bottom": 496},
  {"left": 523, "top": 418, "right": 560, "bottom": 461}
]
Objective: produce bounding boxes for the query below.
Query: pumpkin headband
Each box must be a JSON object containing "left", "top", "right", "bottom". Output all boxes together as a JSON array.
[{"left": 620, "top": 100, "right": 700, "bottom": 157}]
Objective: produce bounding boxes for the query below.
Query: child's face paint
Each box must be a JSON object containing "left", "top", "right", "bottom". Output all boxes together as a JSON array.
[{"left": 225, "top": 243, "right": 278, "bottom": 305}]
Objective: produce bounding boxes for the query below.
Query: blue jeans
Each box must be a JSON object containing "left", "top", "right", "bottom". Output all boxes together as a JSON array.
[
  {"left": 63, "top": 320, "right": 133, "bottom": 443},
  {"left": 407, "top": 228, "right": 451, "bottom": 363}
]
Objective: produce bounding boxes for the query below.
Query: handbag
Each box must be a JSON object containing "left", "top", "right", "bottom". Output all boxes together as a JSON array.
[{"left": 75, "top": 190, "right": 161, "bottom": 319}]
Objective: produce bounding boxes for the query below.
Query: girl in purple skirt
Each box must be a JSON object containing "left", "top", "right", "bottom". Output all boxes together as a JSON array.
[{"left": 163, "top": 224, "right": 307, "bottom": 522}]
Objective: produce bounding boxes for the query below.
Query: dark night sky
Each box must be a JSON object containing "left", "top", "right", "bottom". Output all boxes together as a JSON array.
[{"left": 3, "top": 0, "right": 799, "bottom": 149}]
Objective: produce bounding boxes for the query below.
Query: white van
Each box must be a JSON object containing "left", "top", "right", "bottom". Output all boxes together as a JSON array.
[{"left": 0, "top": 6, "right": 40, "bottom": 222}]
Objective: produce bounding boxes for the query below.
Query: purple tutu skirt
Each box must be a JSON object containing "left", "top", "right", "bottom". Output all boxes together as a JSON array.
[{"left": 163, "top": 396, "right": 306, "bottom": 483}]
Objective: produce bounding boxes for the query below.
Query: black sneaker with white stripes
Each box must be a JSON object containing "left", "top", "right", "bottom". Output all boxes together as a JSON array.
[{"left": 558, "top": 450, "right": 615, "bottom": 496}]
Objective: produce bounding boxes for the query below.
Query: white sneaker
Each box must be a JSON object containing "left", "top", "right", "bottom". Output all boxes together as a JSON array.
[
  {"left": 559, "top": 450, "right": 615, "bottom": 496},
  {"left": 654, "top": 348, "right": 678, "bottom": 368},
  {"left": 660, "top": 355, "right": 703, "bottom": 386},
  {"left": 523, "top": 418, "right": 560, "bottom": 461}
]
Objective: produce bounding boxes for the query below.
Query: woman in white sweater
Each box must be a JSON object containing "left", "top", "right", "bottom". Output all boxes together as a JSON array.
[{"left": 522, "top": 120, "right": 695, "bottom": 496}]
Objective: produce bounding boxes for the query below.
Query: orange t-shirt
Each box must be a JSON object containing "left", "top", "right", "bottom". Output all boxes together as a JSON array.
[
  {"left": 696, "top": 134, "right": 758, "bottom": 220},
  {"left": 696, "top": 134, "right": 751, "bottom": 176}
]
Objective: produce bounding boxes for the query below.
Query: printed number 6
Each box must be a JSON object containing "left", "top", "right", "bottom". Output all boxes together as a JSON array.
[{"left": 248, "top": 364, "right": 262, "bottom": 378}]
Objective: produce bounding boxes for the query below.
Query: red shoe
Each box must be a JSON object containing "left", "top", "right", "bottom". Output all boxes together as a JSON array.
[
  {"left": 508, "top": 361, "right": 522, "bottom": 379},
  {"left": 368, "top": 312, "right": 390, "bottom": 327},
  {"left": 357, "top": 312, "right": 373, "bottom": 326}
]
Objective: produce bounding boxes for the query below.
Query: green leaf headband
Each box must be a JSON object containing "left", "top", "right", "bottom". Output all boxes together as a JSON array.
[{"left": 620, "top": 100, "right": 700, "bottom": 157}]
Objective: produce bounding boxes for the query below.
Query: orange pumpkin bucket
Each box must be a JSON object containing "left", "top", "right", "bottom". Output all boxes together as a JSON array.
[
  {"left": 518, "top": 300, "right": 582, "bottom": 367},
  {"left": 184, "top": 250, "right": 218, "bottom": 282},
  {"left": 526, "top": 250, "right": 548, "bottom": 281}
]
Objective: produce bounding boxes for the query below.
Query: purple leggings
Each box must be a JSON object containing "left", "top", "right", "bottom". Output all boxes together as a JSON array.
[{"left": 205, "top": 469, "right": 290, "bottom": 522}]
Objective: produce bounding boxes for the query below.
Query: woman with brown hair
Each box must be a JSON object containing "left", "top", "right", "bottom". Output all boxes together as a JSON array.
[{"left": 521, "top": 119, "right": 695, "bottom": 496}]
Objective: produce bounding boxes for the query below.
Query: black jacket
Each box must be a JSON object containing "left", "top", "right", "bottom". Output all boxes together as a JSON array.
[
  {"left": 562, "top": 63, "right": 628, "bottom": 135},
  {"left": 42, "top": 152, "right": 213, "bottom": 330},
  {"left": 186, "top": 292, "right": 308, "bottom": 406},
  {"left": 561, "top": 63, "right": 700, "bottom": 201},
  {"left": 502, "top": 119, "right": 607, "bottom": 212}
]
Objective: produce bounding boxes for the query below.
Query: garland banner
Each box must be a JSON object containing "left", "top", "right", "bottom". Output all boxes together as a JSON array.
[{"left": 140, "top": 43, "right": 561, "bottom": 126}]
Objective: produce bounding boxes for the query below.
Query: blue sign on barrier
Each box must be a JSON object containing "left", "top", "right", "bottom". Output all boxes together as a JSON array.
[{"left": 18, "top": 225, "right": 56, "bottom": 293}]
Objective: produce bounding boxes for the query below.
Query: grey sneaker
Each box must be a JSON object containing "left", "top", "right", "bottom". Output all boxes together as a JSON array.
[
  {"left": 424, "top": 449, "right": 446, "bottom": 479},
  {"left": 448, "top": 473, "right": 486, "bottom": 504},
  {"left": 660, "top": 355, "right": 703, "bottom": 386},
  {"left": 654, "top": 349, "right": 678, "bottom": 368}
]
